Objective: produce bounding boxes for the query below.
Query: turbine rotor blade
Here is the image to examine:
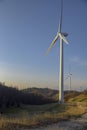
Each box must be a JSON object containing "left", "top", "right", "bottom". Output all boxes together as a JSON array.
[
  {"left": 46, "top": 34, "right": 59, "bottom": 55},
  {"left": 58, "top": 0, "right": 63, "bottom": 33},
  {"left": 58, "top": 21, "right": 61, "bottom": 33},
  {"left": 59, "top": 33, "right": 69, "bottom": 44}
]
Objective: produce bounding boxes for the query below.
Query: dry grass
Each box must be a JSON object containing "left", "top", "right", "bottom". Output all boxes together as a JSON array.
[
  {"left": 0, "top": 92, "right": 87, "bottom": 130},
  {"left": 0, "top": 102, "right": 87, "bottom": 130}
]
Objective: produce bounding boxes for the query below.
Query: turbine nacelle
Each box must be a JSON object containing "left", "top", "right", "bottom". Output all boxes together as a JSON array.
[
  {"left": 61, "top": 32, "right": 68, "bottom": 37},
  {"left": 59, "top": 32, "right": 69, "bottom": 44}
]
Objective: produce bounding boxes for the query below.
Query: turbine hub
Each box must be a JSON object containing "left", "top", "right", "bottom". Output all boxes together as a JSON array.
[{"left": 61, "top": 32, "right": 68, "bottom": 37}]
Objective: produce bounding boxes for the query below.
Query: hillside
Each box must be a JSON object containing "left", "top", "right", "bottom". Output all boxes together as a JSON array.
[
  {"left": 0, "top": 84, "right": 87, "bottom": 129},
  {"left": 0, "top": 82, "right": 87, "bottom": 111},
  {"left": 0, "top": 84, "right": 56, "bottom": 110},
  {"left": 22, "top": 87, "right": 87, "bottom": 103},
  {"left": 22, "top": 87, "right": 58, "bottom": 99}
]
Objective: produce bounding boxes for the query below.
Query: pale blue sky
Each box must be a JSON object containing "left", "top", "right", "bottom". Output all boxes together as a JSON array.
[{"left": 0, "top": 0, "right": 87, "bottom": 90}]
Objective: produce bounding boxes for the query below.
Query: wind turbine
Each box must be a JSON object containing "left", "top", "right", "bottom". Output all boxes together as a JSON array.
[
  {"left": 46, "top": 0, "right": 69, "bottom": 104},
  {"left": 65, "top": 73, "right": 72, "bottom": 91}
]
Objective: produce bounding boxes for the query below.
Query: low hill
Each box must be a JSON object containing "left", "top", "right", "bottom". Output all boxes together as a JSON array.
[
  {"left": 0, "top": 82, "right": 87, "bottom": 110},
  {"left": 22, "top": 87, "right": 58, "bottom": 99},
  {"left": 22, "top": 87, "right": 87, "bottom": 103},
  {"left": 0, "top": 84, "right": 56, "bottom": 109}
]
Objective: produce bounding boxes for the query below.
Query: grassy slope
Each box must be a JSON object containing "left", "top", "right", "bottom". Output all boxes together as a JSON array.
[{"left": 0, "top": 91, "right": 87, "bottom": 130}]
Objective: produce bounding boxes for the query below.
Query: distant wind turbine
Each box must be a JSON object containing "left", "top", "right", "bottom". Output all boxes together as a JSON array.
[
  {"left": 46, "top": 0, "right": 69, "bottom": 104},
  {"left": 65, "top": 68, "right": 72, "bottom": 91}
]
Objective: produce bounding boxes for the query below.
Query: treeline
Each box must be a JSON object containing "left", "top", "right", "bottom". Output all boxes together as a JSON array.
[{"left": 0, "top": 83, "right": 55, "bottom": 109}]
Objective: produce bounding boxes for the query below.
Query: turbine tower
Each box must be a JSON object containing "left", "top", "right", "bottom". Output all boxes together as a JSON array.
[{"left": 46, "top": 0, "right": 69, "bottom": 104}]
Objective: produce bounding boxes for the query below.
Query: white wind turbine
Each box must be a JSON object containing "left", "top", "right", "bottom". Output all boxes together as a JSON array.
[
  {"left": 65, "top": 66, "right": 72, "bottom": 91},
  {"left": 46, "top": 0, "right": 69, "bottom": 103}
]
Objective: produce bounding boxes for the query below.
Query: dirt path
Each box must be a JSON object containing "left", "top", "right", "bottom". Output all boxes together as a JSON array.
[{"left": 29, "top": 113, "right": 87, "bottom": 130}]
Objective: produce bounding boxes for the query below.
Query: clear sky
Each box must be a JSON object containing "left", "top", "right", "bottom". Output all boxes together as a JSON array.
[{"left": 0, "top": 0, "right": 87, "bottom": 90}]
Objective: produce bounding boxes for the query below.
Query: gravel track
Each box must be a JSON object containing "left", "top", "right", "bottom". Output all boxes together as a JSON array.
[
  {"left": 29, "top": 113, "right": 87, "bottom": 130},
  {"left": 5, "top": 113, "right": 87, "bottom": 130}
]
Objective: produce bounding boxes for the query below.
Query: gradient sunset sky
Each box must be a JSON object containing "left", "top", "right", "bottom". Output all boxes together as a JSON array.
[{"left": 0, "top": 0, "right": 87, "bottom": 90}]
